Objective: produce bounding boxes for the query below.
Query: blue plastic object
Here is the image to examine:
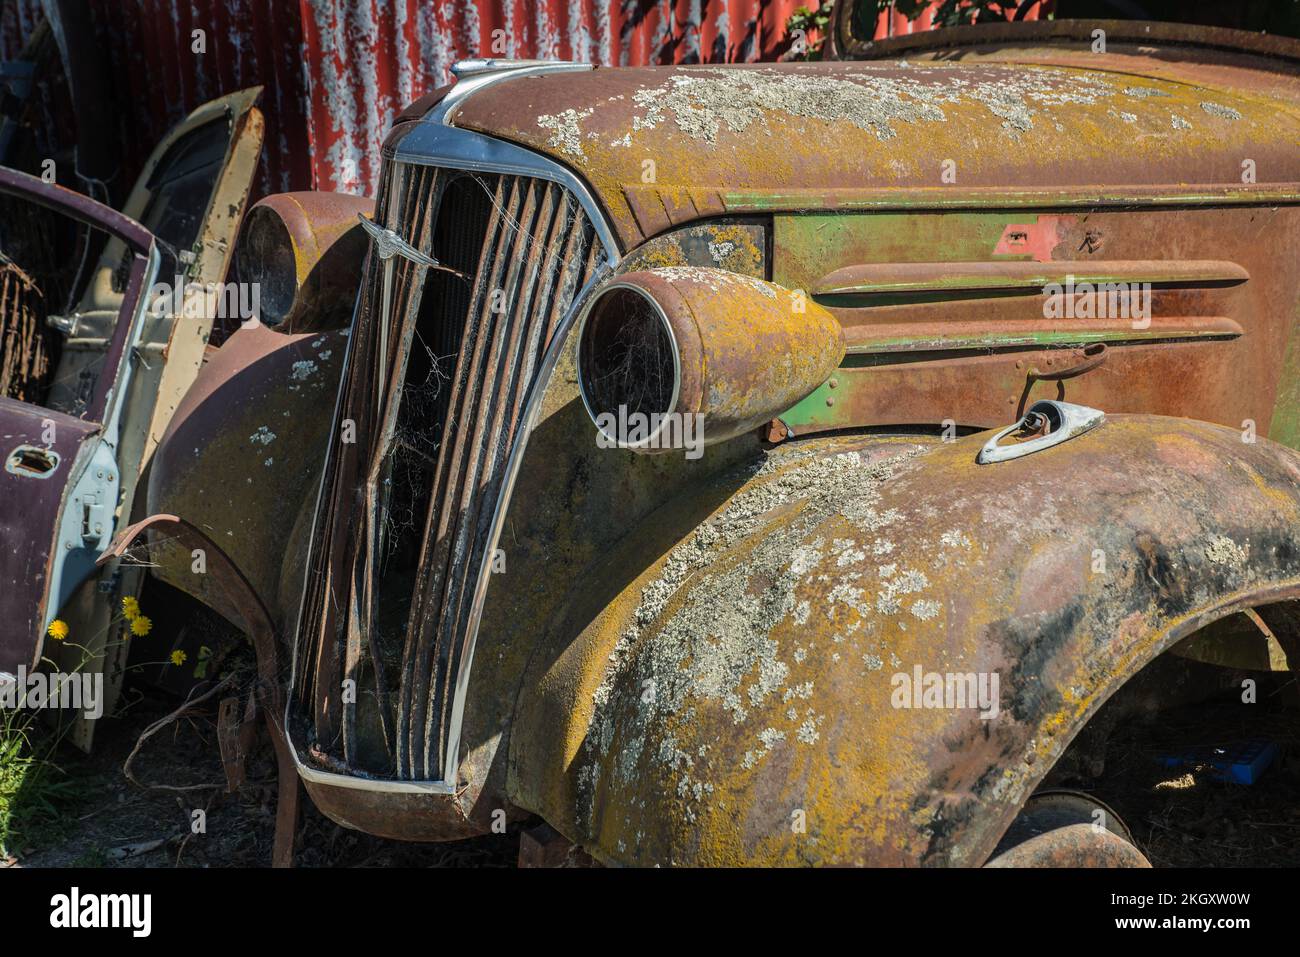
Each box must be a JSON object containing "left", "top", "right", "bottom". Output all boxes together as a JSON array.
[{"left": 1159, "top": 738, "right": 1279, "bottom": 785}]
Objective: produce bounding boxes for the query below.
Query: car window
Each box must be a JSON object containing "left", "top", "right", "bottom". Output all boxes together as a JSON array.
[
  {"left": 0, "top": 204, "right": 115, "bottom": 412},
  {"left": 136, "top": 119, "right": 230, "bottom": 279}
]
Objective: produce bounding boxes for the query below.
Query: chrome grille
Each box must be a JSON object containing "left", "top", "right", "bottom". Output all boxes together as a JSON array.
[{"left": 296, "top": 160, "right": 599, "bottom": 780}]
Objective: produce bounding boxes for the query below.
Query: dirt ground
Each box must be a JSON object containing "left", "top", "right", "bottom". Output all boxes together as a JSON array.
[
  {"left": 4, "top": 659, "right": 1299, "bottom": 868},
  {"left": 2, "top": 682, "right": 519, "bottom": 868}
]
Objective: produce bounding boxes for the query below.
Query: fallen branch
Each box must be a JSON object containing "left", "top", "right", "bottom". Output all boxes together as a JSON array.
[{"left": 123, "top": 675, "right": 238, "bottom": 793}]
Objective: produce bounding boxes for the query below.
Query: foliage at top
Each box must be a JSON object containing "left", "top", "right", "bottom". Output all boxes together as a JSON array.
[{"left": 884, "top": 0, "right": 1036, "bottom": 27}]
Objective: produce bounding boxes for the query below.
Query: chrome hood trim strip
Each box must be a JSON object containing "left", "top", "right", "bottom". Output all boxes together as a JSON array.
[{"left": 430, "top": 59, "right": 594, "bottom": 128}]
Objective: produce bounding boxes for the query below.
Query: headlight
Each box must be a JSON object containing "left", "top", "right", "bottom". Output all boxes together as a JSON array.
[
  {"left": 577, "top": 267, "right": 844, "bottom": 450},
  {"left": 233, "top": 192, "right": 374, "bottom": 331},
  {"left": 234, "top": 205, "right": 296, "bottom": 326}
]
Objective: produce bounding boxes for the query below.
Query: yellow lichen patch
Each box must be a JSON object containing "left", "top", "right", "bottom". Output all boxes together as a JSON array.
[{"left": 618, "top": 222, "right": 767, "bottom": 276}]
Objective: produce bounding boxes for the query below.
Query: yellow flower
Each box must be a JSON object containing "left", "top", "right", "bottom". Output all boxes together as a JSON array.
[
  {"left": 47, "top": 619, "right": 69, "bottom": 641},
  {"left": 121, "top": 596, "right": 141, "bottom": 619},
  {"left": 129, "top": 615, "right": 153, "bottom": 637},
  {"left": 169, "top": 649, "right": 187, "bottom": 666}
]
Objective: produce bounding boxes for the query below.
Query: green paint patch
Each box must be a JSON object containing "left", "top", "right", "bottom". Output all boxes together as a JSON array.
[
  {"left": 1269, "top": 305, "right": 1300, "bottom": 451},
  {"left": 773, "top": 211, "right": 1021, "bottom": 292},
  {"left": 781, "top": 380, "right": 841, "bottom": 430}
]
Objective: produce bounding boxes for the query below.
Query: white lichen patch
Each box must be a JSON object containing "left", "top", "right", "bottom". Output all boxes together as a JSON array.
[
  {"left": 1205, "top": 535, "right": 1248, "bottom": 568},
  {"left": 290, "top": 359, "right": 318, "bottom": 381},
  {"left": 1123, "top": 86, "right": 1169, "bottom": 98},
  {"left": 793, "top": 600, "right": 811, "bottom": 625},
  {"left": 537, "top": 106, "right": 595, "bottom": 158},
  {"left": 910, "top": 599, "right": 941, "bottom": 621},
  {"left": 939, "top": 530, "right": 970, "bottom": 549},
  {"left": 827, "top": 580, "right": 870, "bottom": 618},
  {"left": 1171, "top": 114, "right": 1192, "bottom": 130},
  {"left": 783, "top": 681, "right": 814, "bottom": 702},
  {"left": 836, "top": 546, "right": 866, "bottom": 567},
  {"left": 708, "top": 240, "right": 736, "bottom": 263},
  {"left": 249, "top": 426, "right": 276, "bottom": 445},
  {"left": 876, "top": 567, "right": 929, "bottom": 616},
  {"left": 796, "top": 718, "right": 821, "bottom": 745},
  {"left": 742, "top": 727, "right": 787, "bottom": 769},
  {"left": 645, "top": 265, "right": 778, "bottom": 300},
  {"left": 1200, "top": 101, "right": 1242, "bottom": 120},
  {"left": 618, "top": 65, "right": 1120, "bottom": 145},
  {"left": 789, "top": 543, "right": 823, "bottom": 576}
]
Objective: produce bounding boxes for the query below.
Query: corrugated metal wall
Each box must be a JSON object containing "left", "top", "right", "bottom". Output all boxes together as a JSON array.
[{"left": 1, "top": 1, "right": 1042, "bottom": 198}]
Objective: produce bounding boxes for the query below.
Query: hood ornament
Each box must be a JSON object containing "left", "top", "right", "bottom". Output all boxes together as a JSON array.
[
  {"left": 359, "top": 214, "right": 467, "bottom": 415},
  {"left": 358, "top": 215, "right": 465, "bottom": 277}
]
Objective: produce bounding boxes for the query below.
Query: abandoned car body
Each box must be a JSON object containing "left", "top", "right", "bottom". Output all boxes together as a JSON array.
[
  {"left": 0, "top": 90, "right": 264, "bottom": 749},
  {"left": 118, "top": 19, "right": 1300, "bottom": 865}
]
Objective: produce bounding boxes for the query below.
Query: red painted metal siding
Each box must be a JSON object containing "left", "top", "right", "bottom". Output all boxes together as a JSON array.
[{"left": 1, "top": 2, "right": 1040, "bottom": 198}]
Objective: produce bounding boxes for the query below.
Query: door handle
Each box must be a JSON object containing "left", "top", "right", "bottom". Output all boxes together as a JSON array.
[
  {"left": 5, "top": 444, "right": 60, "bottom": 478},
  {"left": 1028, "top": 342, "right": 1108, "bottom": 383}
]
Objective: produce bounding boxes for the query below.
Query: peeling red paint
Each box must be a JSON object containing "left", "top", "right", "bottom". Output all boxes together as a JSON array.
[{"left": 993, "top": 216, "right": 1077, "bottom": 262}]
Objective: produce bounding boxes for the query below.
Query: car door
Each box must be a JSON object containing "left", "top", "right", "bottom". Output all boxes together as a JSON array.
[
  {"left": 0, "top": 89, "right": 264, "bottom": 710},
  {"left": 0, "top": 170, "right": 158, "bottom": 683}
]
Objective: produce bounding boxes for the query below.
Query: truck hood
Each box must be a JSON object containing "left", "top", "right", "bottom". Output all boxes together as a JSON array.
[{"left": 447, "top": 60, "right": 1300, "bottom": 249}]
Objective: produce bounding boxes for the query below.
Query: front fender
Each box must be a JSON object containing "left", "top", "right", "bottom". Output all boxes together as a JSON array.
[
  {"left": 145, "top": 324, "right": 346, "bottom": 632},
  {"left": 510, "top": 415, "right": 1300, "bottom": 865}
]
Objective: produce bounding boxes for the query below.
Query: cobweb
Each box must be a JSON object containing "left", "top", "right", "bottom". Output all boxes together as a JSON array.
[{"left": 379, "top": 326, "right": 454, "bottom": 576}]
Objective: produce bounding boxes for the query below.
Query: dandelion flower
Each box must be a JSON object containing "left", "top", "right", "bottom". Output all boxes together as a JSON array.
[
  {"left": 170, "top": 649, "right": 187, "bottom": 666},
  {"left": 47, "top": 619, "right": 69, "bottom": 641},
  {"left": 129, "top": 615, "right": 153, "bottom": 637},
  {"left": 121, "top": 596, "right": 141, "bottom": 619}
]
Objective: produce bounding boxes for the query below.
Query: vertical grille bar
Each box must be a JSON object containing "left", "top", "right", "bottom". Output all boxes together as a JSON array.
[
  {"left": 343, "top": 161, "right": 445, "bottom": 765},
  {"left": 297, "top": 158, "right": 395, "bottom": 723}
]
